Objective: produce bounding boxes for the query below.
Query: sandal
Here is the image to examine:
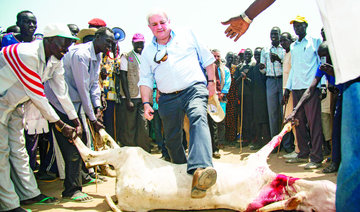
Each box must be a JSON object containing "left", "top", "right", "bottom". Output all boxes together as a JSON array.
[
  {"left": 83, "top": 177, "right": 104, "bottom": 186},
  {"left": 20, "top": 194, "right": 59, "bottom": 205},
  {"left": 63, "top": 191, "right": 93, "bottom": 202}
]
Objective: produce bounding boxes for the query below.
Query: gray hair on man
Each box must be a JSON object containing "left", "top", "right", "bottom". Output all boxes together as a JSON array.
[{"left": 146, "top": 8, "right": 169, "bottom": 24}]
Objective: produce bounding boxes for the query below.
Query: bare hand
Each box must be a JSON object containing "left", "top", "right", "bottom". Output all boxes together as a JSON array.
[
  {"left": 284, "top": 111, "right": 296, "bottom": 124},
  {"left": 222, "top": 16, "right": 250, "bottom": 42},
  {"left": 207, "top": 82, "right": 217, "bottom": 97},
  {"left": 319, "top": 63, "right": 334, "bottom": 76},
  {"left": 143, "top": 104, "right": 154, "bottom": 121},
  {"left": 91, "top": 120, "right": 105, "bottom": 133},
  {"left": 126, "top": 99, "right": 135, "bottom": 112},
  {"left": 71, "top": 118, "right": 83, "bottom": 139}
]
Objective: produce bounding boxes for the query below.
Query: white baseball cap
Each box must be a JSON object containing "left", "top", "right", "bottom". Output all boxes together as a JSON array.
[{"left": 43, "top": 23, "right": 79, "bottom": 40}]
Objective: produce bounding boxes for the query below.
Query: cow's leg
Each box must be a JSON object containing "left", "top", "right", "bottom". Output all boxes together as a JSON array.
[
  {"left": 106, "top": 195, "right": 122, "bottom": 212},
  {"left": 257, "top": 194, "right": 303, "bottom": 212},
  {"left": 98, "top": 129, "right": 120, "bottom": 149},
  {"left": 73, "top": 137, "right": 119, "bottom": 167}
]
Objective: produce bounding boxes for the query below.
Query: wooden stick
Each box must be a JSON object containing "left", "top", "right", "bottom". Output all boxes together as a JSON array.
[
  {"left": 239, "top": 77, "right": 244, "bottom": 153},
  {"left": 86, "top": 118, "right": 98, "bottom": 193},
  {"left": 277, "top": 101, "right": 288, "bottom": 156}
]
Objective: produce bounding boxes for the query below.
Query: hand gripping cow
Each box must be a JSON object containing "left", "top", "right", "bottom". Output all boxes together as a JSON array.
[{"left": 73, "top": 123, "right": 336, "bottom": 212}]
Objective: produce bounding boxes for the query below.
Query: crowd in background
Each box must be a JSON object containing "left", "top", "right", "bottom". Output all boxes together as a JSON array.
[{"left": 0, "top": 8, "right": 341, "bottom": 211}]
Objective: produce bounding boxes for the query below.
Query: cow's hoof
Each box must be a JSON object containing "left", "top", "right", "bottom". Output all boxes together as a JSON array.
[{"left": 191, "top": 167, "right": 217, "bottom": 198}]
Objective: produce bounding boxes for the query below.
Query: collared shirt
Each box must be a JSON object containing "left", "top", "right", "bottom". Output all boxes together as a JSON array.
[
  {"left": 138, "top": 28, "right": 215, "bottom": 93},
  {"left": 286, "top": 35, "right": 322, "bottom": 90},
  {"left": 260, "top": 45, "right": 285, "bottom": 77},
  {"left": 45, "top": 42, "right": 101, "bottom": 121},
  {"left": 0, "top": 40, "right": 77, "bottom": 124}
]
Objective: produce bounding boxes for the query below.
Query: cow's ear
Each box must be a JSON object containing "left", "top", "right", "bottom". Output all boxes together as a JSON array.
[{"left": 284, "top": 196, "right": 302, "bottom": 210}]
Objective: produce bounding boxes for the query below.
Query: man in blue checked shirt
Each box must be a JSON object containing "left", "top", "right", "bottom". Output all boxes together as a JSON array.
[
  {"left": 260, "top": 26, "right": 291, "bottom": 152},
  {"left": 138, "top": 8, "right": 217, "bottom": 199}
]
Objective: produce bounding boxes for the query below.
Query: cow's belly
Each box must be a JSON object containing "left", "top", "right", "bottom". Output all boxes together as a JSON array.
[{"left": 114, "top": 155, "right": 276, "bottom": 211}]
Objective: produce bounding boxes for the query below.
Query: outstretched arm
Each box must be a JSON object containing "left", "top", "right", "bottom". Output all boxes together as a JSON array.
[
  {"left": 222, "top": 0, "right": 276, "bottom": 41},
  {"left": 284, "top": 76, "right": 321, "bottom": 123}
]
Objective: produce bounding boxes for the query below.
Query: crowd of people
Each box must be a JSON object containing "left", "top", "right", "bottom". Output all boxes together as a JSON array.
[{"left": 0, "top": 1, "right": 358, "bottom": 211}]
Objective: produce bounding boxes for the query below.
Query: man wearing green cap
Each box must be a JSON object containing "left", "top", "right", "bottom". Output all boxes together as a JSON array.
[
  {"left": 0, "top": 23, "right": 80, "bottom": 212},
  {"left": 283, "top": 16, "right": 324, "bottom": 170}
]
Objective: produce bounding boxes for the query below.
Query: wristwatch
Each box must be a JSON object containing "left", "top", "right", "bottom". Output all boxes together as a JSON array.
[
  {"left": 207, "top": 79, "right": 215, "bottom": 83},
  {"left": 241, "top": 12, "right": 252, "bottom": 24}
]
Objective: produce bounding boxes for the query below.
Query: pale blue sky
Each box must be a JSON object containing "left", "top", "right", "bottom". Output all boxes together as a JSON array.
[{"left": 1, "top": 0, "right": 323, "bottom": 57}]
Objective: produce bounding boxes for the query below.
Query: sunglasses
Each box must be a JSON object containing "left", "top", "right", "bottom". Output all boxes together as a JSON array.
[{"left": 154, "top": 48, "right": 168, "bottom": 64}]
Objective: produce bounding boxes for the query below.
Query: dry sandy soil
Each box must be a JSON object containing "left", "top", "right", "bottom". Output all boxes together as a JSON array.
[{"left": 26, "top": 145, "right": 337, "bottom": 212}]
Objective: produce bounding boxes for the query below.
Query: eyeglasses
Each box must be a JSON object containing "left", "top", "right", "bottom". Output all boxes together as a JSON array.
[{"left": 154, "top": 48, "right": 168, "bottom": 64}]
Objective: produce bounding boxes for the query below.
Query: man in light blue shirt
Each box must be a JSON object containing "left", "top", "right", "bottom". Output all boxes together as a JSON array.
[
  {"left": 44, "top": 27, "right": 115, "bottom": 202},
  {"left": 283, "top": 16, "right": 324, "bottom": 170},
  {"left": 138, "top": 9, "right": 217, "bottom": 199}
]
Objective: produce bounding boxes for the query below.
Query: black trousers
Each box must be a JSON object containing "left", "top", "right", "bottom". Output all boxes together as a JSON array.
[
  {"left": 292, "top": 89, "right": 324, "bottom": 163},
  {"left": 51, "top": 107, "right": 86, "bottom": 197}
]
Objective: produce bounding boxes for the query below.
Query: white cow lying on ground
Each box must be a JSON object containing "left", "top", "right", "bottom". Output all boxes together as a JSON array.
[{"left": 73, "top": 123, "right": 336, "bottom": 212}]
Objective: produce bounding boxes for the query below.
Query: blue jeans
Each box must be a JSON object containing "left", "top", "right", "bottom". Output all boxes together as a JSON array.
[
  {"left": 158, "top": 83, "right": 213, "bottom": 174},
  {"left": 336, "top": 80, "right": 360, "bottom": 212}
]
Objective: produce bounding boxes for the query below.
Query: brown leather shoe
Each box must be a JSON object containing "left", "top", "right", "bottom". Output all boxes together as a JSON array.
[{"left": 191, "top": 167, "right": 217, "bottom": 198}]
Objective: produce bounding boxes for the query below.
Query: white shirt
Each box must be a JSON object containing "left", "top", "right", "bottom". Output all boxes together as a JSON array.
[
  {"left": 0, "top": 40, "right": 77, "bottom": 124},
  {"left": 139, "top": 28, "right": 215, "bottom": 94},
  {"left": 316, "top": 0, "right": 360, "bottom": 84}
]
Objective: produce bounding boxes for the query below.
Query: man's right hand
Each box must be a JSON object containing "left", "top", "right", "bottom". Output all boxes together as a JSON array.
[
  {"left": 55, "top": 120, "right": 76, "bottom": 141},
  {"left": 126, "top": 99, "right": 135, "bottom": 112},
  {"left": 282, "top": 89, "right": 290, "bottom": 105},
  {"left": 284, "top": 111, "right": 296, "bottom": 124},
  {"left": 143, "top": 103, "right": 154, "bottom": 121}
]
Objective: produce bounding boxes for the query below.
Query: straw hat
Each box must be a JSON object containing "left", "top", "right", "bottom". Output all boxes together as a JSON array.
[{"left": 207, "top": 94, "right": 225, "bottom": 123}]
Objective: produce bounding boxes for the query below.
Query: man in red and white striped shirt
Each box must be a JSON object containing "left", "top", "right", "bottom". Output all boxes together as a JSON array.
[{"left": 0, "top": 23, "right": 79, "bottom": 212}]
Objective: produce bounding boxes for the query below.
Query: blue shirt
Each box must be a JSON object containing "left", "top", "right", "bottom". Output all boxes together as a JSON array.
[
  {"left": 1, "top": 33, "right": 19, "bottom": 49},
  {"left": 139, "top": 28, "right": 215, "bottom": 93},
  {"left": 315, "top": 67, "right": 343, "bottom": 92},
  {"left": 45, "top": 42, "right": 102, "bottom": 121},
  {"left": 286, "top": 35, "right": 322, "bottom": 90},
  {"left": 260, "top": 45, "right": 285, "bottom": 77},
  {"left": 218, "top": 65, "right": 231, "bottom": 94}
]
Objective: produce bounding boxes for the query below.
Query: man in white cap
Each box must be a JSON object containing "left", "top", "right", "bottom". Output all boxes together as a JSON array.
[
  {"left": 119, "top": 33, "right": 151, "bottom": 152},
  {"left": 0, "top": 23, "right": 80, "bottom": 212}
]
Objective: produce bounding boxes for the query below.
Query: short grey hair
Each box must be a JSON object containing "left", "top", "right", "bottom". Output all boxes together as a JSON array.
[{"left": 146, "top": 8, "right": 169, "bottom": 24}]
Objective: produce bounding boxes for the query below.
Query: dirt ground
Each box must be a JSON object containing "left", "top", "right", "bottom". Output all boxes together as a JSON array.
[{"left": 26, "top": 145, "right": 337, "bottom": 212}]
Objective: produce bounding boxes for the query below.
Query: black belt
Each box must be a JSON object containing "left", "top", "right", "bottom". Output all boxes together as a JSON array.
[
  {"left": 162, "top": 90, "right": 183, "bottom": 95},
  {"left": 161, "top": 82, "right": 203, "bottom": 95},
  {"left": 267, "top": 75, "right": 282, "bottom": 79}
]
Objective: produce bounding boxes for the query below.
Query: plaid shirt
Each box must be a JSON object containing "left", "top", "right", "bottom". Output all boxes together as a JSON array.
[{"left": 260, "top": 45, "right": 285, "bottom": 77}]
